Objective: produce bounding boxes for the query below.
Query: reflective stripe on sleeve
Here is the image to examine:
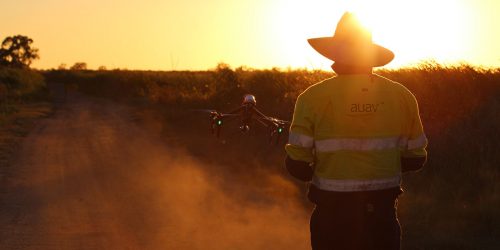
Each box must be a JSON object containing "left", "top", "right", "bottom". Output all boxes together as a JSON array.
[
  {"left": 315, "top": 137, "right": 401, "bottom": 152},
  {"left": 408, "top": 134, "right": 428, "bottom": 150},
  {"left": 312, "top": 175, "right": 401, "bottom": 192},
  {"left": 288, "top": 132, "right": 314, "bottom": 148}
]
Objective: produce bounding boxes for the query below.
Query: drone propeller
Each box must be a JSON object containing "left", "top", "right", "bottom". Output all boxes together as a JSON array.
[
  {"left": 267, "top": 117, "right": 290, "bottom": 125},
  {"left": 192, "top": 109, "right": 218, "bottom": 114},
  {"left": 192, "top": 109, "right": 240, "bottom": 117}
]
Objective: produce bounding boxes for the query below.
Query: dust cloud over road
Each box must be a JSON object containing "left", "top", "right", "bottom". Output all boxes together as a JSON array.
[{"left": 0, "top": 94, "right": 310, "bottom": 249}]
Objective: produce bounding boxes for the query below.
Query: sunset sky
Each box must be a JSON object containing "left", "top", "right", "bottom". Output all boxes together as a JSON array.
[{"left": 1, "top": 0, "right": 499, "bottom": 70}]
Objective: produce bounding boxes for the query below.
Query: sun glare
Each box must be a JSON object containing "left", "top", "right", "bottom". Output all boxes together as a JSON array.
[
  {"left": 271, "top": 0, "right": 472, "bottom": 69},
  {"left": 350, "top": 0, "right": 471, "bottom": 67}
]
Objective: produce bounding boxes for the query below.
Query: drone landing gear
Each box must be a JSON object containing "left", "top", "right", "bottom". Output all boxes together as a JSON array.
[
  {"left": 269, "top": 129, "right": 282, "bottom": 145},
  {"left": 211, "top": 123, "right": 221, "bottom": 138}
]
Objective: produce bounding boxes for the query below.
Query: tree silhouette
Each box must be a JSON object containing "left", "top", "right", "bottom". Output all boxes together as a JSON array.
[
  {"left": 0, "top": 35, "right": 39, "bottom": 68},
  {"left": 58, "top": 63, "right": 67, "bottom": 70},
  {"left": 70, "top": 62, "right": 87, "bottom": 70}
]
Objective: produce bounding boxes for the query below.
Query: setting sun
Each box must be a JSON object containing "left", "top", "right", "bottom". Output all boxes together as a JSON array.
[
  {"left": 351, "top": 0, "right": 472, "bottom": 67},
  {"left": 270, "top": 0, "right": 476, "bottom": 69}
]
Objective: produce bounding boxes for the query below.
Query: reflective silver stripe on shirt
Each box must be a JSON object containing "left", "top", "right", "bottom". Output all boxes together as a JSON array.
[
  {"left": 315, "top": 137, "right": 401, "bottom": 152},
  {"left": 408, "top": 134, "right": 428, "bottom": 150},
  {"left": 312, "top": 175, "right": 401, "bottom": 192},
  {"left": 288, "top": 132, "right": 314, "bottom": 148}
]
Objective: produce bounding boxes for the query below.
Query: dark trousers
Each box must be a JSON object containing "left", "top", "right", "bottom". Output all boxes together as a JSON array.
[{"left": 308, "top": 185, "right": 402, "bottom": 250}]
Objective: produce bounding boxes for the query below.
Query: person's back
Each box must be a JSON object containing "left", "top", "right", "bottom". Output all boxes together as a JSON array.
[
  {"left": 284, "top": 12, "right": 427, "bottom": 250},
  {"left": 295, "top": 74, "right": 425, "bottom": 183}
]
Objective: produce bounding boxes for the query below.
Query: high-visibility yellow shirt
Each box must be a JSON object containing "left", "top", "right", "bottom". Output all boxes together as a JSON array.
[{"left": 285, "top": 74, "right": 427, "bottom": 191}]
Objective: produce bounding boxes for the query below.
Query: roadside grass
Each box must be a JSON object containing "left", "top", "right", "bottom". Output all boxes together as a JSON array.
[
  {"left": 0, "top": 67, "right": 52, "bottom": 174},
  {"left": 0, "top": 102, "right": 52, "bottom": 169}
]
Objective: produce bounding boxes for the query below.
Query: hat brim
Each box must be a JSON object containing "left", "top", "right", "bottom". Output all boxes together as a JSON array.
[{"left": 308, "top": 37, "right": 394, "bottom": 67}]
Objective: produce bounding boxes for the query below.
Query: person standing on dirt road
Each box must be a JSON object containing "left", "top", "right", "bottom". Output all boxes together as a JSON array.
[{"left": 284, "top": 12, "right": 428, "bottom": 250}]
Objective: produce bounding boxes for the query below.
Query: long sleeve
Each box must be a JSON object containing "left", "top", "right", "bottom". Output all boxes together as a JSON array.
[
  {"left": 401, "top": 93, "right": 428, "bottom": 172},
  {"left": 285, "top": 94, "right": 315, "bottom": 163}
]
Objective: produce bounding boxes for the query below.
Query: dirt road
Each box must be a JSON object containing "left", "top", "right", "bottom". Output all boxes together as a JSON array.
[{"left": 0, "top": 94, "right": 309, "bottom": 249}]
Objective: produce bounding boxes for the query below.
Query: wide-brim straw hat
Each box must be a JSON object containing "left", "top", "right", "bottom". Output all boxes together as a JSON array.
[{"left": 308, "top": 12, "right": 394, "bottom": 67}]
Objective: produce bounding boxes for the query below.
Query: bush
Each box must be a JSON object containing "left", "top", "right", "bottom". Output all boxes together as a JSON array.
[{"left": 0, "top": 67, "right": 45, "bottom": 100}]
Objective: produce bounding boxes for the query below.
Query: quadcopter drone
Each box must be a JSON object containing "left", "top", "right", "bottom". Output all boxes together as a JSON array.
[{"left": 197, "top": 94, "right": 290, "bottom": 144}]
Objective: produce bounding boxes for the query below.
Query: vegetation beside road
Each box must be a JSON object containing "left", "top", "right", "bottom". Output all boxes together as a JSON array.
[
  {"left": 41, "top": 63, "right": 500, "bottom": 248},
  {"left": 0, "top": 67, "right": 51, "bottom": 169}
]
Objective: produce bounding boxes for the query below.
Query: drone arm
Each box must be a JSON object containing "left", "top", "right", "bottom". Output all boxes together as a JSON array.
[
  {"left": 227, "top": 106, "right": 244, "bottom": 115},
  {"left": 254, "top": 116, "right": 270, "bottom": 127},
  {"left": 251, "top": 107, "right": 269, "bottom": 119}
]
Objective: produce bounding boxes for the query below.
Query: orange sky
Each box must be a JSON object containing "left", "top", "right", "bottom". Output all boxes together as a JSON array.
[{"left": 1, "top": 0, "right": 498, "bottom": 70}]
